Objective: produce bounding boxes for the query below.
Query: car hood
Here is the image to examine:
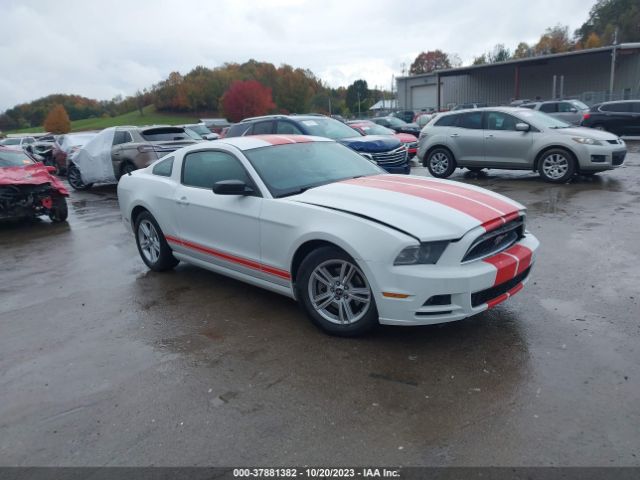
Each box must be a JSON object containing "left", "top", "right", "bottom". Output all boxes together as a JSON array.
[
  {"left": 287, "top": 174, "right": 524, "bottom": 241},
  {"left": 549, "top": 127, "right": 621, "bottom": 141},
  {"left": 338, "top": 135, "right": 402, "bottom": 153},
  {"left": 395, "top": 133, "right": 418, "bottom": 143},
  {"left": 0, "top": 163, "right": 69, "bottom": 195}
]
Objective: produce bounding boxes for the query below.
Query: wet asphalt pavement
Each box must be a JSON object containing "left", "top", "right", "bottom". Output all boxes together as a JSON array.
[{"left": 1, "top": 145, "right": 639, "bottom": 467}]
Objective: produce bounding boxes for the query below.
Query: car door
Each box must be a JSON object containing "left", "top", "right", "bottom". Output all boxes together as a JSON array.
[
  {"left": 483, "top": 111, "right": 533, "bottom": 168},
  {"left": 557, "top": 102, "right": 581, "bottom": 125},
  {"left": 446, "top": 111, "right": 485, "bottom": 165},
  {"left": 600, "top": 103, "right": 631, "bottom": 135},
  {"left": 629, "top": 102, "right": 640, "bottom": 135},
  {"left": 172, "top": 149, "right": 267, "bottom": 281},
  {"left": 111, "top": 130, "right": 130, "bottom": 172}
]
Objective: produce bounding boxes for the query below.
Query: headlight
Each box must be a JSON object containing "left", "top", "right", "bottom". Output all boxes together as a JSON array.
[
  {"left": 572, "top": 137, "right": 602, "bottom": 146},
  {"left": 394, "top": 241, "right": 449, "bottom": 265}
]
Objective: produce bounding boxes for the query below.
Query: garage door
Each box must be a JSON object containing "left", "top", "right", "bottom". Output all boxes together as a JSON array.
[{"left": 411, "top": 85, "right": 437, "bottom": 110}]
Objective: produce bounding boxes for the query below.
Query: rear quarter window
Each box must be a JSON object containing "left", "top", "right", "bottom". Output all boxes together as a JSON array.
[
  {"left": 434, "top": 114, "right": 458, "bottom": 127},
  {"left": 152, "top": 156, "right": 174, "bottom": 177},
  {"left": 600, "top": 103, "right": 631, "bottom": 112}
]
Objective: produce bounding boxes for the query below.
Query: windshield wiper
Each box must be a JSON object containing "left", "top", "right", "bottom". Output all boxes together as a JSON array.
[{"left": 276, "top": 183, "right": 321, "bottom": 198}]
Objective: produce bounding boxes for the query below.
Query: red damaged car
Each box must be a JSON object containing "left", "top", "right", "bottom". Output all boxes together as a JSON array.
[
  {"left": 0, "top": 146, "right": 69, "bottom": 222},
  {"left": 346, "top": 120, "right": 418, "bottom": 158}
]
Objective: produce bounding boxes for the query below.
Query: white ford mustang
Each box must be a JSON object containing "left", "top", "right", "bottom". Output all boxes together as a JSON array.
[{"left": 118, "top": 135, "right": 539, "bottom": 336}]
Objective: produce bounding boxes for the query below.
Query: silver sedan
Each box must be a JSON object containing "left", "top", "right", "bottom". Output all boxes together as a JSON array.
[{"left": 418, "top": 107, "right": 626, "bottom": 183}]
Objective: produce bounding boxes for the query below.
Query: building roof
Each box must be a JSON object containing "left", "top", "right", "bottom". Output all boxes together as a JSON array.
[
  {"left": 369, "top": 99, "right": 398, "bottom": 110},
  {"left": 398, "top": 43, "right": 640, "bottom": 79}
]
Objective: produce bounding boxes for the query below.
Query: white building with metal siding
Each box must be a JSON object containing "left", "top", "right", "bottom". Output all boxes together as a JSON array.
[{"left": 397, "top": 43, "right": 640, "bottom": 110}]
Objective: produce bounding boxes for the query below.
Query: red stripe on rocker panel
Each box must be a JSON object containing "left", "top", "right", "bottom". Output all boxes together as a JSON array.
[
  {"left": 165, "top": 235, "right": 291, "bottom": 280},
  {"left": 341, "top": 177, "right": 502, "bottom": 224}
]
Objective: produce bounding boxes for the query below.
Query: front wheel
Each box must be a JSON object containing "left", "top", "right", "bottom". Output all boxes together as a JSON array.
[
  {"left": 426, "top": 148, "right": 456, "bottom": 178},
  {"left": 134, "top": 212, "right": 179, "bottom": 272},
  {"left": 538, "top": 149, "right": 576, "bottom": 183},
  {"left": 67, "top": 164, "right": 93, "bottom": 191},
  {"left": 48, "top": 195, "right": 68, "bottom": 222},
  {"left": 297, "top": 247, "right": 378, "bottom": 337}
]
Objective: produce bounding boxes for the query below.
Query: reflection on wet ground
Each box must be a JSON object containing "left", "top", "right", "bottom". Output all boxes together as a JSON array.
[{"left": 1, "top": 147, "right": 639, "bottom": 466}]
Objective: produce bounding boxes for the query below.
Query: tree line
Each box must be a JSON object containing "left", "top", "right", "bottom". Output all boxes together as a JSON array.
[{"left": 410, "top": 0, "right": 639, "bottom": 73}]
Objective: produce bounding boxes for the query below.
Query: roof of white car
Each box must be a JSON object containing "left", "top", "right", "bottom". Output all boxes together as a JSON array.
[{"left": 214, "top": 135, "right": 333, "bottom": 151}]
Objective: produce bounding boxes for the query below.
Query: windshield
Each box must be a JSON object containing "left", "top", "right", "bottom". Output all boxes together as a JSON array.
[
  {"left": 351, "top": 123, "right": 395, "bottom": 136},
  {"left": 188, "top": 125, "right": 211, "bottom": 135},
  {"left": 0, "top": 149, "right": 34, "bottom": 167},
  {"left": 516, "top": 110, "right": 571, "bottom": 129},
  {"left": 0, "top": 138, "right": 21, "bottom": 146},
  {"left": 384, "top": 117, "right": 407, "bottom": 127},
  {"left": 244, "top": 141, "right": 382, "bottom": 198},
  {"left": 297, "top": 118, "right": 362, "bottom": 140}
]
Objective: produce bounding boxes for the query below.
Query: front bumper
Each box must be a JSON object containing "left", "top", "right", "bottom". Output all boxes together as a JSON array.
[
  {"left": 365, "top": 233, "right": 539, "bottom": 326},
  {"left": 575, "top": 144, "right": 626, "bottom": 171}
]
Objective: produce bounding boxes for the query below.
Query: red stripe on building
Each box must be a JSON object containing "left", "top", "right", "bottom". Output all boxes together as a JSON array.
[
  {"left": 165, "top": 235, "right": 291, "bottom": 280},
  {"left": 341, "top": 177, "right": 502, "bottom": 224}
]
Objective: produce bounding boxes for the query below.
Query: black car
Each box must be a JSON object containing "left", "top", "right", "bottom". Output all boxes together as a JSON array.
[
  {"left": 370, "top": 116, "right": 421, "bottom": 136},
  {"left": 225, "top": 115, "right": 410, "bottom": 174},
  {"left": 391, "top": 110, "right": 415, "bottom": 123},
  {"left": 581, "top": 100, "right": 640, "bottom": 136}
]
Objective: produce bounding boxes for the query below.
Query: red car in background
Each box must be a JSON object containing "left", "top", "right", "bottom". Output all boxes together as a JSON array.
[
  {"left": 347, "top": 120, "right": 418, "bottom": 158},
  {"left": 0, "top": 146, "right": 69, "bottom": 222}
]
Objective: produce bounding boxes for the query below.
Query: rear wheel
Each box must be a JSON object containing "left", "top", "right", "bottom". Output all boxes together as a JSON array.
[
  {"left": 67, "top": 164, "right": 93, "bottom": 190},
  {"left": 426, "top": 148, "right": 456, "bottom": 178},
  {"left": 48, "top": 195, "right": 68, "bottom": 223},
  {"left": 134, "top": 211, "right": 179, "bottom": 272},
  {"left": 538, "top": 149, "right": 576, "bottom": 183},
  {"left": 297, "top": 247, "right": 378, "bottom": 337}
]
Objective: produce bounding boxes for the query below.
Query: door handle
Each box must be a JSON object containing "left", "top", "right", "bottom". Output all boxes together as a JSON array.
[
  {"left": 485, "top": 134, "right": 494, "bottom": 139},
  {"left": 176, "top": 196, "right": 189, "bottom": 206},
  {"left": 450, "top": 133, "right": 459, "bottom": 137},
  {"left": 113, "top": 151, "right": 121, "bottom": 156}
]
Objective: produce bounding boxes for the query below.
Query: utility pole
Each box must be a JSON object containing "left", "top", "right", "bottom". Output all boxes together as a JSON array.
[
  {"left": 609, "top": 27, "right": 619, "bottom": 101},
  {"left": 328, "top": 95, "right": 332, "bottom": 115}
]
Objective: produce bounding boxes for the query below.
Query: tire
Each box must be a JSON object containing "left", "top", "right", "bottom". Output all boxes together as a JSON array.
[
  {"left": 538, "top": 148, "right": 576, "bottom": 183},
  {"left": 296, "top": 246, "right": 378, "bottom": 337},
  {"left": 426, "top": 148, "right": 456, "bottom": 178},
  {"left": 67, "top": 164, "right": 93, "bottom": 191},
  {"left": 48, "top": 195, "right": 68, "bottom": 223},
  {"left": 134, "top": 211, "right": 179, "bottom": 272}
]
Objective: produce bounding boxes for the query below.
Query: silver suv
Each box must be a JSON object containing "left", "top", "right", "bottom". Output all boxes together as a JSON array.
[
  {"left": 418, "top": 107, "right": 626, "bottom": 183},
  {"left": 521, "top": 99, "right": 589, "bottom": 125}
]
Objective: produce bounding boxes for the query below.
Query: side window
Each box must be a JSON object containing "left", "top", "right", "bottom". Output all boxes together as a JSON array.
[
  {"left": 252, "top": 121, "right": 273, "bottom": 135},
  {"left": 112, "top": 131, "right": 128, "bottom": 145},
  {"left": 152, "top": 157, "right": 174, "bottom": 177},
  {"left": 485, "top": 112, "right": 519, "bottom": 131},
  {"left": 540, "top": 103, "right": 557, "bottom": 113},
  {"left": 600, "top": 103, "right": 630, "bottom": 112},
  {"left": 182, "top": 151, "right": 252, "bottom": 190},
  {"left": 558, "top": 102, "right": 576, "bottom": 113},
  {"left": 458, "top": 112, "right": 483, "bottom": 129},
  {"left": 276, "top": 121, "right": 303, "bottom": 134},
  {"left": 434, "top": 114, "right": 457, "bottom": 127}
]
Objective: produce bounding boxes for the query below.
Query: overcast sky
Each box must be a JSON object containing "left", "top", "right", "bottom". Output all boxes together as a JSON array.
[{"left": 0, "top": 0, "right": 595, "bottom": 111}]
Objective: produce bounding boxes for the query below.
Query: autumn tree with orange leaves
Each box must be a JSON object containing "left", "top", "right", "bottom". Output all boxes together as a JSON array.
[
  {"left": 43, "top": 104, "right": 71, "bottom": 133},
  {"left": 221, "top": 80, "right": 275, "bottom": 122}
]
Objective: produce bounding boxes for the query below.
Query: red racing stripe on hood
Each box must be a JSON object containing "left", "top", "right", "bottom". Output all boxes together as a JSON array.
[
  {"left": 342, "top": 176, "right": 509, "bottom": 224},
  {"left": 386, "top": 175, "right": 520, "bottom": 217}
]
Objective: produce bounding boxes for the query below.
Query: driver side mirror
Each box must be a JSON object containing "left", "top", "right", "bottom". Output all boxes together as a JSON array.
[
  {"left": 212, "top": 179, "right": 254, "bottom": 196},
  {"left": 515, "top": 123, "right": 530, "bottom": 132}
]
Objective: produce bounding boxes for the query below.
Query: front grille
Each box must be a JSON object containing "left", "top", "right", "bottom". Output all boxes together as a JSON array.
[
  {"left": 462, "top": 218, "right": 524, "bottom": 263},
  {"left": 471, "top": 267, "right": 531, "bottom": 307},
  {"left": 371, "top": 146, "right": 408, "bottom": 166},
  {"left": 612, "top": 151, "right": 626, "bottom": 166}
]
